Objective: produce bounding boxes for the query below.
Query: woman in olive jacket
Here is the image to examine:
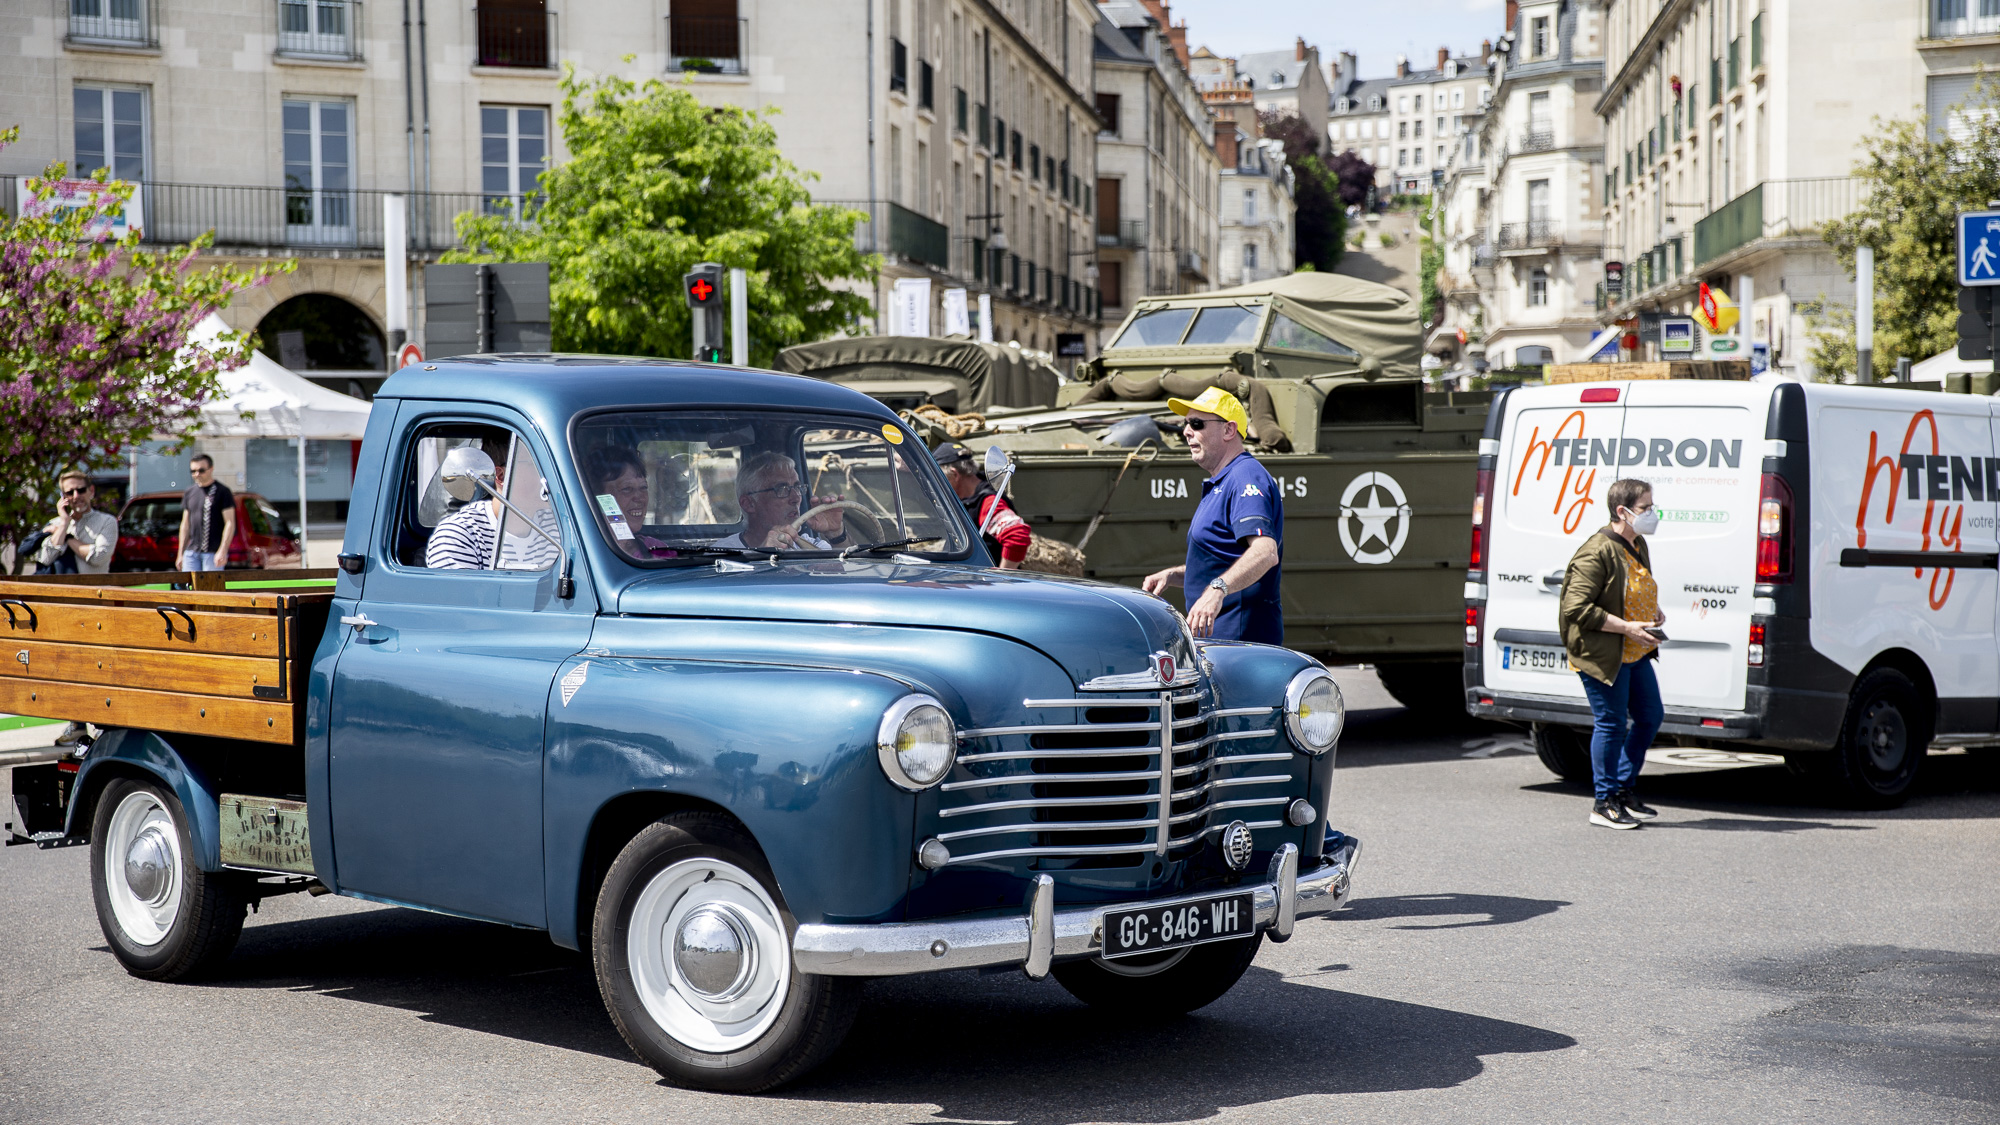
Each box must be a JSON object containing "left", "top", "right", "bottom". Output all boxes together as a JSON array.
[{"left": 1559, "top": 479, "right": 1668, "bottom": 830}]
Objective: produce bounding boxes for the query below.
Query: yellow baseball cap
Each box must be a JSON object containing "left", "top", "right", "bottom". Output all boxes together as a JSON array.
[{"left": 1166, "top": 385, "right": 1250, "bottom": 435}]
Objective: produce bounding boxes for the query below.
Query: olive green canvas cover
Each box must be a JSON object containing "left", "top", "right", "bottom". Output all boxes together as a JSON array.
[
  {"left": 774, "top": 336, "right": 1062, "bottom": 412},
  {"left": 1199, "top": 272, "right": 1423, "bottom": 380}
]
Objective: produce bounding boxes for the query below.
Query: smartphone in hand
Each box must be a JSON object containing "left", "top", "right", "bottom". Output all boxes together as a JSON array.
[{"left": 1644, "top": 626, "right": 1668, "bottom": 642}]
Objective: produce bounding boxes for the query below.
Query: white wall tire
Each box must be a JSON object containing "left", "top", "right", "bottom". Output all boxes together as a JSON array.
[
  {"left": 88, "top": 777, "right": 248, "bottom": 981},
  {"left": 592, "top": 812, "right": 859, "bottom": 1092}
]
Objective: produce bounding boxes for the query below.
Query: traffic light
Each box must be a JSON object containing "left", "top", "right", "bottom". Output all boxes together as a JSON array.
[
  {"left": 1958, "top": 285, "right": 1995, "bottom": 363},
  {"left": 684, "top": 262, "right": 725, "bottom": 362}
]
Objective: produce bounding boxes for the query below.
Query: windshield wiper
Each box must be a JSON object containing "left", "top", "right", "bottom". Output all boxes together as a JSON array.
[{"left": 838, "top": 537, "right": 934, "bottom": 560}]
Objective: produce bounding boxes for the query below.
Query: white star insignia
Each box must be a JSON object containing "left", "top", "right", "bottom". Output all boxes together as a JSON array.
[{"left": 1346, "top": 486, "right": 1400, "bottom": 549}]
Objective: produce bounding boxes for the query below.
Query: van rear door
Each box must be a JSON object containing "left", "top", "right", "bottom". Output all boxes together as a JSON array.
[
  {"left": 1617, "top": 381, "right": 1765, "bottom": 713},
  {"left": 1482, "top": 384, "right": 1628, "bottom": 701}
]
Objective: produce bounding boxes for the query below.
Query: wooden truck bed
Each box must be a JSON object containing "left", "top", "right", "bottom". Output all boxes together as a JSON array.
[{"left": 0, "top": 571, "right": 335, "bottom": 746}]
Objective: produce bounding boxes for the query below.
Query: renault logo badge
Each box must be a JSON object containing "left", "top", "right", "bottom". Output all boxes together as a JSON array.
[
  {"left": 1220, "top": 820, "right": 1254, "bottom": 871},
  {"left": 1152, "top": 651, "right": 1177, "bottom": 686}
]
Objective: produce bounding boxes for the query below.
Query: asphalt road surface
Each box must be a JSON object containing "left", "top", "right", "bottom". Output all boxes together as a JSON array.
[{"left": 4, "top": 669, "right": 1997, "bottom": 1124}]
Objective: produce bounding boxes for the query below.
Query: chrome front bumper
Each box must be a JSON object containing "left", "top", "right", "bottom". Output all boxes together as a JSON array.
[{"left": 792, "top": 836, "right": 1360, "bottom": 979}]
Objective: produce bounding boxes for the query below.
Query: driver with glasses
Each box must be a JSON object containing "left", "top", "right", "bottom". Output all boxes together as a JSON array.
[{"left": 712, "top": 451, "right": 850, "bottom": 551}]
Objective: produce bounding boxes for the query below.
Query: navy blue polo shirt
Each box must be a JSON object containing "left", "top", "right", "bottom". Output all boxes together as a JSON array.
[{"left": 1185, "top": 451, "right": 1284, "bottom": 644}]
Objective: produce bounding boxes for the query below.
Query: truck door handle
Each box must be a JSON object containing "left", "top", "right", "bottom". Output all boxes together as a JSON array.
[
  {"left": 339, "top": 613, "right": 378, "bottom": 632},
  {"left": 1540, "top": 571, "right": 1564, "bottom": 593}
]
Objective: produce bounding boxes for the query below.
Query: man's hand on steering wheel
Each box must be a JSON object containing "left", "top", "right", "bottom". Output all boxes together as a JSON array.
[{"left": 805, "top": 493, "right": 847, "bottom": 535}]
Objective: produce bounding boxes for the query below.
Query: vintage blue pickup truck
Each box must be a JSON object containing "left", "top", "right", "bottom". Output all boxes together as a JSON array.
[{"left": 4, "top": 357, "right": 1359, "bottom": 1092}]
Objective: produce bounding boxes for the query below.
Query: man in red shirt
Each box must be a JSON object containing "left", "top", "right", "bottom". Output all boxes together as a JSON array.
[{"left": 932, "top": 443, "right": 1030, "bottom": 569}]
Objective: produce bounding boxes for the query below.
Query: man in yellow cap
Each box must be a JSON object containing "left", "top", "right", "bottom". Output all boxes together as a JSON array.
[{"left": 1142, "top": 386, "right": 1284, "bottom": 642}]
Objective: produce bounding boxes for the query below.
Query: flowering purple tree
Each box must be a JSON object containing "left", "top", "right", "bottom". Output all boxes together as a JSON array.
[{"left": 0, "top": 127, "right": 288, "bottom": 570}]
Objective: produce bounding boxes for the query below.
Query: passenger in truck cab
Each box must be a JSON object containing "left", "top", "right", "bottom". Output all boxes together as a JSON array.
[{"left": 1559, "top": 478, "right": 1668, "bottom": 831}]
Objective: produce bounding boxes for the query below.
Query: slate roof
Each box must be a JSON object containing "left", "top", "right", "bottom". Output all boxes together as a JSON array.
[{"left": 1235, "top": 49, "right": 1313, "bottom": 94}]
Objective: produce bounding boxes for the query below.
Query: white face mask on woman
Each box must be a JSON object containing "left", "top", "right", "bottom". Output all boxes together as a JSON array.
[{"left": 1622, "top": 506, "right": 1660, "bottom": 536}]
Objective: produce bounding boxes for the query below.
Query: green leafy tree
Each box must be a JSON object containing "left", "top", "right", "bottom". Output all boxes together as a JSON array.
[
  {"left": 1419, "top": 232, "right": 1444, "bottom": 326},
  {"left": 448, "top": 67, "right": 877, "bottom": 366},
  {"left": 0, "top": 127, "right": 282, "bottom": 570},
  {"left": 1810, "top": 77, "right": 2000, "bottom": 380},
  {"left": 1256, "top": 111, "right": 1347, "bottom": 272}
]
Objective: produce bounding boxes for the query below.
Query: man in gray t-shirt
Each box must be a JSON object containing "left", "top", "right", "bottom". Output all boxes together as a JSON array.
[{"left": 35, "top": 471, "right": 119, "bottom": 575}]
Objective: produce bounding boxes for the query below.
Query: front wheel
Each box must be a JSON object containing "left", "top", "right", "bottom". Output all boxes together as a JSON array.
[
  {"left": 592, "top": 812, "right": 859, "bottom": 1093},
  {"left": 1051, "top": 934, "right": 1262, "bottom": 1016},
  {"left": 90, "top": 777, "right": 248, "bottom": 981}
]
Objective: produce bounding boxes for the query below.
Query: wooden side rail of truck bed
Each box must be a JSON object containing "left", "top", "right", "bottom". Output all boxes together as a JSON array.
[{"left": 0, "top": 571, "right": 335, "bottom": 745}]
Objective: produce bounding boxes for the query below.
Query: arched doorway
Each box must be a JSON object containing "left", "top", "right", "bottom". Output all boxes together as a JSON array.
[{"left": 258, "top": 293, "right": 385, "bottom": 375}]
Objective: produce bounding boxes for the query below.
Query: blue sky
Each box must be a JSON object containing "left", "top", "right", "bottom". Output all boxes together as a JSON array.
[{"left": 1162, "top": 0, "right": 1509, "bottom": 79}]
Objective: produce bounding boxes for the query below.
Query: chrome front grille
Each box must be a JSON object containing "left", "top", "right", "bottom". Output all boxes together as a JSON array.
[{"left": 938, "top": 688, "right": 1294, "bottom": 869}]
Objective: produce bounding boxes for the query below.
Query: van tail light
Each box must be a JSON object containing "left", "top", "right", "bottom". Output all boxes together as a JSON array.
[
  {"left": 1747, "top": 622, "right": 1766, "bottom": 666},
  {"left": 1579, "top": 387, "right": 1620, "bottom": 403},
  {"left": 1469, "top": 467, "right": 1495, "bottom": 571},
  {"left": 1756, "top": 473, "right": 1794, "bottom": 581},
  {"left": 1464, "top": 604, "right": 1482, "bottom": 647}
]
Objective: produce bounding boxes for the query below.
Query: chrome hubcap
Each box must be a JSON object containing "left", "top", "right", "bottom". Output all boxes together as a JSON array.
[
  {"left": 673, "top": 905, "right": 753, "bottom": 1001},
  {"left": 124, "top": 827, "right": 173, "bottom": 905}
]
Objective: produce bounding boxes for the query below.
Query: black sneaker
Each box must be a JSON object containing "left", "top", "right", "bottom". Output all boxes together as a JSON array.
[
  {"left": 1590, "top": 799, "right": 1640, "bottom": 830},
  {"left": 1619, "top": 790, "right": 1658, "bottom": 820}
]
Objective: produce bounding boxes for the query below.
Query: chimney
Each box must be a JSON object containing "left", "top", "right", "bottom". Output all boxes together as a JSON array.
[
  {"left": 1437, "top": 47, "right": 1449, "bottom": 71},
  {"left": 1169, "top": 20, "right": 1189, "bottom": 67},
  {"left": 1340, "top": 50, "right": 1358, "bottom": 87},
  {"left": 1396, "top": 54, "right": 1408, "bottom": 79},
  {"left": 1505, "top": 0, "right": 1519, "bottom": 33},
  {"left": 1481, "top": 38, "right": 1492, "bottom": 61},
  {"left": 1296, "top": 37, "right": 1307, "bottom": 62},
  {"left": 1215, "top": 126, "right": 1240, "bottom": 170}
]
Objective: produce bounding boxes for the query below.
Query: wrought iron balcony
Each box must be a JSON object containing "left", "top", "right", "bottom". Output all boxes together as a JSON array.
[
  {"left": 0, "top": 177, "right": 485, "bottom": 253},
  {"left": 668, "top": 14, "right": 746, "bottom": 75},
  {"left": 277, "top": 0, "right": 362, "bottom": 61},
  {"left": 1690, "top": 177, "right": 1869, "bottom": 269},
  {"left": 1518, "top": 130, "right": 1556, "bottom": 152},
  {"left": 68, "top": 0, "right": 156, "bottom": 46},
  {"left": 1097, "top": 218, "right": 1144, "bottom": 249},
  {"left": 475, "top": 3, "right": 555, "bottom": 69},
  {"left": 1494, "top": 219, "right": 1560, "bottom": 250}
]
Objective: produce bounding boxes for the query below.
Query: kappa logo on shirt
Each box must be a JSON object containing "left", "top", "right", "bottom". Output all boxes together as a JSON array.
[{"left": 1241, "top": 483, "right": 1264, "bottom": 497}]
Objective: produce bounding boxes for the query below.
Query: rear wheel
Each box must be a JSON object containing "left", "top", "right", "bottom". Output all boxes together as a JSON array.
[
  {"left": 1051, "top": 934, "right": 1262, "bottom": 1016},
  {"left": 1532, "top": 723, "right": 1593, "bottom": 784},
  {"left": 1827, "top": 668, "right": 1927, "bottom": 808},
  {"left": 592, "top": 812, "right": 859, "bottom": 1093},
  {"left": 1375, "top": 662, "right": 1472, "bottom": 722},
  {"left": 90, "top": 777, "right": 248, "bottom": 981}
]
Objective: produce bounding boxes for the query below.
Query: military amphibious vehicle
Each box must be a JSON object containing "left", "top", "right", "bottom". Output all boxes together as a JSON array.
[{"left": 780, "top": 274, "right": 1490, "bottom": 712}]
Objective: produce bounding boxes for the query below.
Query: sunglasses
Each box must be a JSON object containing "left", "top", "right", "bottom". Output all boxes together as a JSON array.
[
  {"left": 61, "top": 486, "right": 90, "bottom": 496},
  {"left": 1182, "top": 417, "right": 1229, "bottom": 432},
  {"left": 189, "top": 465, "right": 213, "bottom": 474}
]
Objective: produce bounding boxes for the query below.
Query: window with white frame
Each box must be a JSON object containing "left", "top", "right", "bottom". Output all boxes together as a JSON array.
[
  {"left": 481, "top": 105, "right": 548, "bottom": 216},
  {"left": 1532, "top": 16, "right": 1551, "bottom": 57},
  {"left": 1243, "top": 188, "right": 1256, "bottom": 222},
  {"left": 1398, "top": 96, "right": 1409, "bottom": 113},
  {"left": 283, "top": 98, "right": 351, "bottom": 241},
  {"left": 1245, "top": 243, "right": 1258, "bottom": 270},
  {"left": 73, "top": 85, "right": 148, "bottom": 182},
  {"left": 1529, "top": 267, "right": 1548, "bottom": 306},
  {"left": 1452, "top": 89, "right": 1464, "bottom": 108}
]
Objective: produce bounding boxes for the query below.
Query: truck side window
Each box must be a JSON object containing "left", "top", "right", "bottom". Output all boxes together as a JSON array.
[
  {"left": 397, "top": 422, "right": 563, "bottom": 571},
  {"left": 1266, "top": 310, "right": 1360, "bottom": 360}
]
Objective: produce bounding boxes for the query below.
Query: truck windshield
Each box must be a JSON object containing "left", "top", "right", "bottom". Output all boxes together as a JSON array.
[
  {"left": 1108, "top": 302, "right": 1265, "bottom": 349},
  {"left": 572, "top": 411, "right": 974, "bottom": 564}
]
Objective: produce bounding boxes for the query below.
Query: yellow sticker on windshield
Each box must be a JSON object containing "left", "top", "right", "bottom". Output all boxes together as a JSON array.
[{"left": 882, "top": 424, "right": 904, "bottom": 445}]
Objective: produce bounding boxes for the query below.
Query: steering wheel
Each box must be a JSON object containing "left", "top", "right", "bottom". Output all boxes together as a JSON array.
[{"left": 788, "top": 501, "right": 874, "bottom": 532}]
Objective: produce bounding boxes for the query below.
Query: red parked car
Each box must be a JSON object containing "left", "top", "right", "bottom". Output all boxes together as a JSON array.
[{"left": 113, "top": 491, "right": 305, "bottom": 571}]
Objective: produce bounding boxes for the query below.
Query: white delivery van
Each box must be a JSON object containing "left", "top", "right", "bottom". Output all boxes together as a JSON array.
[{"left": 1463, "top": 376, "right": 1999, "bottom": 807}]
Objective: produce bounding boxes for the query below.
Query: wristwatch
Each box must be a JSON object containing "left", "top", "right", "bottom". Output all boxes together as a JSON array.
[{"left": 1208, "top": 577, "right": 1230, "bottom": 594}]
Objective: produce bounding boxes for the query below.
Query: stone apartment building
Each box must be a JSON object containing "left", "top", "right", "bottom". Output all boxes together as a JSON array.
[
  {"left": 1459, "top": 0, "right": 1608, "bottom": 369},
  {"left": 3, "top": 0, "right": 1102, "bottom": 383},
  {"left": 1196, "top": 68, "right": 1295, "bottom": 288},
  {"left": 1600, "top": 0, "right": 2000, "bottom": 377},
  {"left": 1386, "top": 48, "right": 1493, "bottom": 197},
  {"left": 1328, "top": 52, "right": 1396, "bottom": 195},
  {"left": 1091, "top": 0, "right": 1220, "bottom": 319}
]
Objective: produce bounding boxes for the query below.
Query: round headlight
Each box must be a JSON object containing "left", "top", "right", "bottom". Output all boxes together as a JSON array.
[
  {"left": 878, "top": 695, "right": 957, "bottom": 790},
  {"left": 1285, "top": 669, "right": 1344, "bottom": 754}
]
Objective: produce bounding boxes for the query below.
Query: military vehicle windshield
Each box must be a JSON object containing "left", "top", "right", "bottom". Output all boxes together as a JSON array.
[{"left": 1108, "top": 302, "right": 1267, "bottom": 349}]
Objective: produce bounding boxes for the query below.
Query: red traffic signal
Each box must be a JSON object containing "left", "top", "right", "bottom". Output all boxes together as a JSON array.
[{"left": 684, "top": 263, "right": 724, "bottom": 308}]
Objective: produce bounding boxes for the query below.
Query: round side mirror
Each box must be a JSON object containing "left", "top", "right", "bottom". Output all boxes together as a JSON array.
[
  {"left": 982, "top": 445, "right": 1012, "bottom": 477},
  {"left": 439, "top": 446, "right": 497, "bottom": 503}
]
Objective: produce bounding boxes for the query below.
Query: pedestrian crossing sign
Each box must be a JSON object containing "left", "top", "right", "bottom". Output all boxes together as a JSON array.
[{"left": 1961, "top": 210, "right": 2000, "bottom": 287}]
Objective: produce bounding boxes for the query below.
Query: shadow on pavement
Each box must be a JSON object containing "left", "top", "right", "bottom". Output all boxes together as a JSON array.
[
  {"left": 1330, "top": 892, "right": 1569, "bottom": 930},
  {"left": 1735, "top": 944, "right": 2000, "bottom": 1106},
  {"left": 794, "top": 962, "right": 1576, "bottom": 1118},
  {"left": 209, "top": 909, "right": 1576, "bottom": 1114},
  {"left": 1521, "top": 748, "right": 2000, "bottom": 820},
  {"left": 1647, "top": 817, "right": 1872, "bottom": 834}
]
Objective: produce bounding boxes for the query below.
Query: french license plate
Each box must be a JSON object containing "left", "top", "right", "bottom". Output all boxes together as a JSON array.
[
  {"left": 1102, "top": 892, "right": 1255, "bottom": 959},
  {"left": 1499, "top": 643, "right": 1570, "bottom": 674}
]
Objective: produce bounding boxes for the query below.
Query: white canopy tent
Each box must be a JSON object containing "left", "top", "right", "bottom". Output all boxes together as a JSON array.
[{"left": 178, "top": 313, "right": 374, "bottom": 558}]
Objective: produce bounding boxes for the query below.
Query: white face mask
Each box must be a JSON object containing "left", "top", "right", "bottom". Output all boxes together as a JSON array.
[{"left": 1624, "top": 507, "right": 1660, "bottom": 536}]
